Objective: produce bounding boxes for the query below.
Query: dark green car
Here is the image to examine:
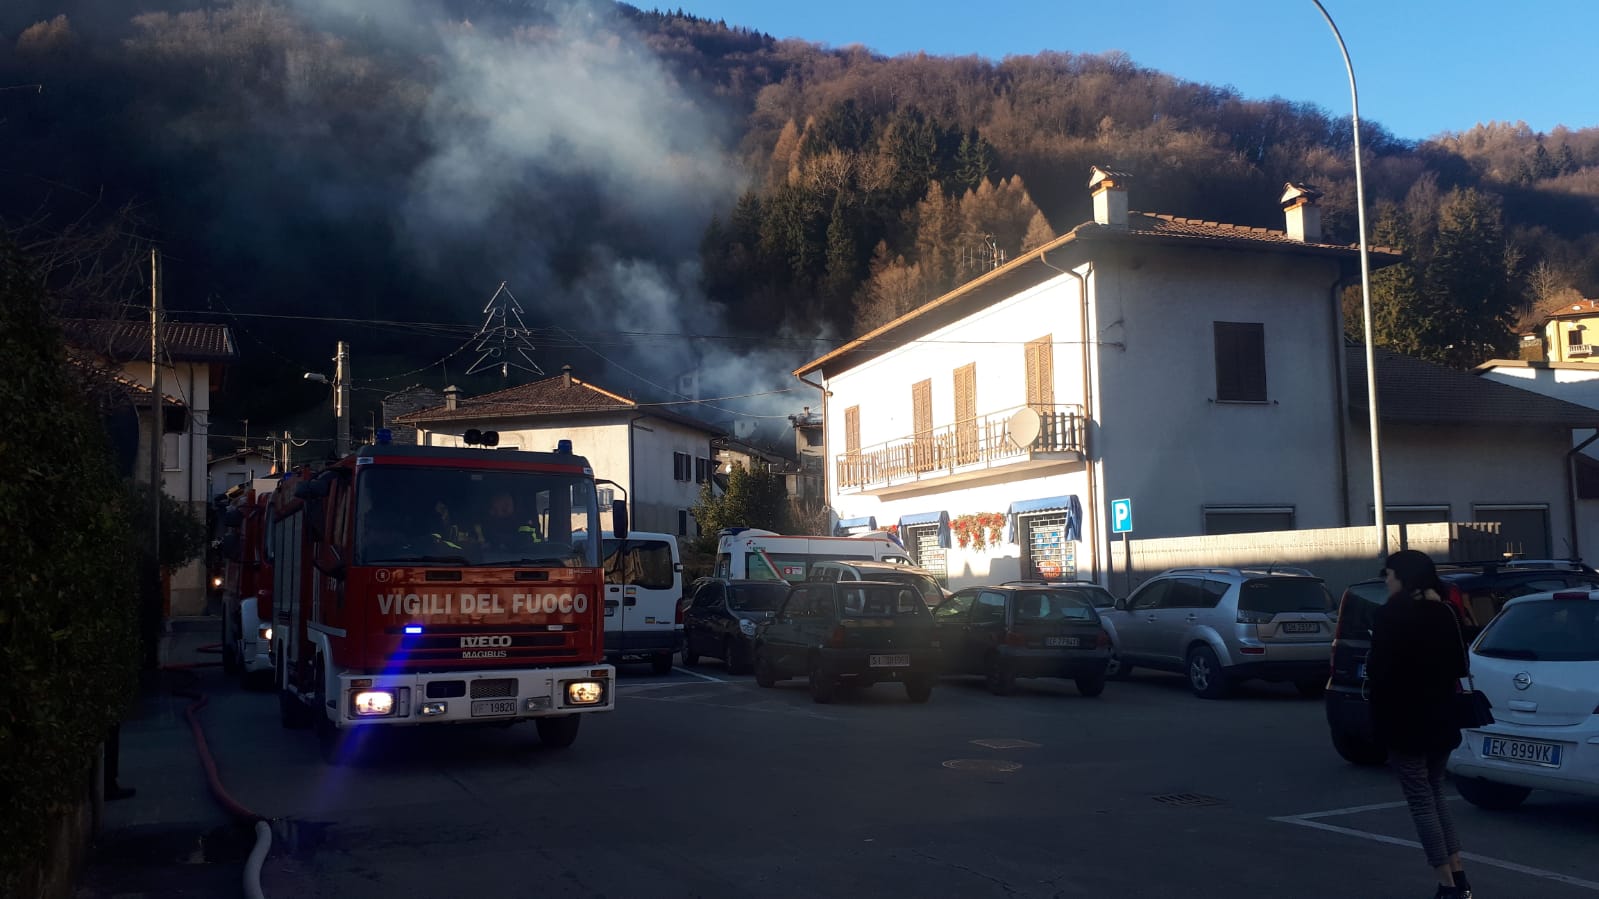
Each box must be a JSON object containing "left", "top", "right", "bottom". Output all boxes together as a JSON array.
[{"left": 753, "top": 580, "right": 938, "bottom": 704}]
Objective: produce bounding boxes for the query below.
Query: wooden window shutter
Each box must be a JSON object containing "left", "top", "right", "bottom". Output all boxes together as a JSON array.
[
  {"left": 1025, "top": 335, "right": 1054, "bottom": 411},
  {"left": 912, "top": 379, "right": 933, "bottom": 472},
  {"left": 1213, "top": 322, "right": 1267, "bottom": 402},
  {"left": 844, "top": 405, "right": 860, "bottom": 454},
  {"left": 954, "top": 363, "right": 977, "bottom": 464}
]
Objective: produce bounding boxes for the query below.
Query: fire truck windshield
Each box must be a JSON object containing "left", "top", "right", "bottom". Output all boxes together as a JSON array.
[{"left": 355, "top": 466, "right": 602, "bottom": 568}]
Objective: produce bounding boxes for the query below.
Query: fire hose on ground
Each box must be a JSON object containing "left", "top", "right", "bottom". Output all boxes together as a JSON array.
[{"left": 163, "top": 643, "right": 273, "bottom": 899}]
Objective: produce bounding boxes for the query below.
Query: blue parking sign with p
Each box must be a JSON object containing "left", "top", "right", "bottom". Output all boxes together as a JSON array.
[{"left": 1111, "top": 499, "right": 1133, "bottom": 534}]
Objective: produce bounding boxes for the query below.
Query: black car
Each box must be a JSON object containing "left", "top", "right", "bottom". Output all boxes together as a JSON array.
[
  {"left": 682, "top": 578, "right": 791, "bottom": 674},
  {"left": 933, "top": 584, "right": 1112, "bottom": 696},
  {"left": 1324, "top": 561, "right": 1599, "bottom": 765},
  {"left": 753, "top": 581, "right": 938, "bottom": 704}
]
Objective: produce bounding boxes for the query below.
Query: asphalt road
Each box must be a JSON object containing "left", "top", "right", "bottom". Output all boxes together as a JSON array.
[{"left": 76, "top": 626, "right": 1599, "bottom": 899}]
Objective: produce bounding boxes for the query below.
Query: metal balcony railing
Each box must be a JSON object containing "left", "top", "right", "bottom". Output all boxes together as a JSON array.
[{"left": 836, "top": 403, "right": 1085, "bottom": 491}]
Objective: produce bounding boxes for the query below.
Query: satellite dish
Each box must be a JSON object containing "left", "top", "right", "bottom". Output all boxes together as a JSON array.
[{"left": 1006, "top": 406, "right": 1041, "bottom": 449}]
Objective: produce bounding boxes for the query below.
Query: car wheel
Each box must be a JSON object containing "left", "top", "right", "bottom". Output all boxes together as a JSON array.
[
  {"left": 651, "top": 652, "right": 674, "bottom": 676},
  {"left": 808, "top": 658, "right": 836, "bottom": 704},
  {"left": 1186, "top": 646, "right": 1231, "bottom": 699},
  {"left": 536, "top": 715, "right": 582, "bottom": 749},
  {"left": 904, "top": 676, "right": 934, "bottom": 704},
  {"left": 1329, "top": 726, "right": 1386, "bottom": 766},
  {"left": 1108, "top": 653, "right": 1133, "bottom": 680},
  {"left": 754, "top": 648, "right": 777, "bottom": 688},
  {"left": 222, "top": 617, "right": 242, "bottom": 676},
  {"left": 724, "top": 638, "right": 749, "bottom": 675},
  {"left": 1075, "top": 674, "right": 1107, "bottom": 698},
  {"left": 277, "top": 657, "right": 312, "bottom": 730},
  {"left": 1295, "top": 678, "right": 1327, "bottom": 698},
  {"left": 1454, "top": 776, "right": 1531, "bottom": 811},
  {"left": 984, "top": 656, "right": 1016, "bottom": 696}
]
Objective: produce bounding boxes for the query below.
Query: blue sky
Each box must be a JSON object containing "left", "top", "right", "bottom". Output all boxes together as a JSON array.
[{"left": 676, "top": 0, "right": 1596, "bottom": 142}]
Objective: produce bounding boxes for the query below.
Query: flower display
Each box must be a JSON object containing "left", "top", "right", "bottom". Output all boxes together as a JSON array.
[{"left": 950, "top": 512, "right": 1006, "bottom": 551}]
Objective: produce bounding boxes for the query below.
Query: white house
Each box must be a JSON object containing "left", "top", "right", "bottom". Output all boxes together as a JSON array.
[
  {"left": 794, "top": 169, "right": 1599, "bottom": 591},
  {"left": 398, "top": 365, "right": 723, "bottom": 537},
  {"left": 207, "top": 447, "right": 277, "bottom": 499},
  {"left": 1472, "top": 359, "right": 1599, "bottom": 560},
  {"left": 68, "top": 319, "right": 236, "bottom": 615}
]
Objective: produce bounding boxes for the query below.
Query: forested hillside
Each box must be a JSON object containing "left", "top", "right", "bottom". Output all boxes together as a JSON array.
[{"left": 3, "top": 1, "right": 1597, "bottom": 431}]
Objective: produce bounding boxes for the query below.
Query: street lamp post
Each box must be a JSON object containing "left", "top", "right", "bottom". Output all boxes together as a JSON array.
[{"left": 1312, "top": 0, "right": 1387, "bottom": 558}]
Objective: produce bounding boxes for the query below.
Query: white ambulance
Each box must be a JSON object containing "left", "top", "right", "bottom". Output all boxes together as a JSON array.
[{"left": 713, "top": 528, "right": 911, "bottom": 583}]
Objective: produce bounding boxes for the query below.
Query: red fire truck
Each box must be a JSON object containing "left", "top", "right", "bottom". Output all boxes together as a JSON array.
[
  {"left": 267, "top": 436, "right": 624, "bottom": 761},
  {"left": 219, "top": 481, "right": 277, "bottom": 689}
]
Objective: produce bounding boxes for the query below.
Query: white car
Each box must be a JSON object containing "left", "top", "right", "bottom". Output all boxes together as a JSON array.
[{"left": 1447, "top": 588, "right": 1599, "bottom": 809}]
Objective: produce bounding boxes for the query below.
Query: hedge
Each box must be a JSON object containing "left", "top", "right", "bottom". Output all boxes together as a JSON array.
[{"left": 0, "top": 245, "right": 141, "bottom": 894}]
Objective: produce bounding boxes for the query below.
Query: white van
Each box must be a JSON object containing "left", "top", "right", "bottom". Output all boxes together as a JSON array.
[
  {"left": 577, "top": 531, "right": 683, "bottom": 674},
  {"left": 714, "top": 528, "right": 911, "bottom": 583}
]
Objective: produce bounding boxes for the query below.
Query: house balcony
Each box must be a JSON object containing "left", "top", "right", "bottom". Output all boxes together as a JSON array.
[{"left": 836, "top": 404, "right": 1086, "bottom": 498}]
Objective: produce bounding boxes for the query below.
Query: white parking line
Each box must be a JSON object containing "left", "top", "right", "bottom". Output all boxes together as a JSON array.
[
  {"left": 672, "top": 666, "right": 727, "bottom": 683},
  {"left": 1272, "top": 803, "right": 1599, "bottom": 892}
]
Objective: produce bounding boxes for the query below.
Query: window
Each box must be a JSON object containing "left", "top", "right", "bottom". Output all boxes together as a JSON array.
[
  {"left": 672, "top": 452, "right": 691, "bottom": 482},
  {"left": 1477, "top": 600, "right": 1599, "bottom": 662},
  {"left": 1473, "top": 504, "right": 1551, "bottom": 558},
  {"left": 1128, "top": 579, "right": 1170, "bottom": 611},
  {"left": 1025, "top": 335, "right": 1055, "bottom": 411},
  {"left": 1204, "top": 506, "right": 1294, "bottom": 535},
  {"left": 971, "top": 591, "right": 1007, "bottom": 624},
  {"left": 954, "top": 363, "right": 977, "bottom": 464},
  {"left": 1214, "top": 322, "right": 1267, "bottom": 402},
  {"left": 912, "top": 379, "right": 934, "bottom": 472},
  {"left": 162, "top": 432, "right": 182, "bottom": 471},
  {"left": 677, "top": 509, "right": 689, "bottom": 537},
  {"left": 1237, "top": 579, "right": 1333, "bottom": 615},
  {"left": 1368, "top": 505, "right": 1450, "bottom": 526},
  {"left": 597, "top": 487, "right": 615, "bottom": 505},
  {"left": 694, "top": 457, "right": 712, "bottom": 484},
  {"left": 602, "top": 539, "right": 676, "bottom": 590},
  {"left": 844, "top": 406, "right": 860, "bottom": 455},
  {"left": 727, "top": 583, "right": 789, "bottom": 612},
  {"left": 1569, "top": 328, "right": 1585, "bottom": 346},
  {"left": 693, "top": 582, "right": 725, "bottom": 608},
  {"left": 935, "top": 592, "right": 975, "bottom": 620},
  {"left": 1163, "top": 577, "right": 1207, "bottom": 608},
  {"left": 840, "top": 585, "right": 927, "bottom": 618}
]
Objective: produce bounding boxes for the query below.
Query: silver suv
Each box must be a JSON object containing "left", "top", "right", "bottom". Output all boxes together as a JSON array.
[
  {"left": 1104, "top": 567, "right": 1335, "bottom": 699},
  {"left": 807, "top": 560, "right": 949, "bottom": 606}
]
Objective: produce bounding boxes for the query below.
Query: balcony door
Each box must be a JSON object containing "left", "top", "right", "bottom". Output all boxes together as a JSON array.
[
  {"left": 912, "top": 379, "right": 935, "bottom": 472},
  {"left": 954, "top": 363, "right": 978, "bottom": 465}
]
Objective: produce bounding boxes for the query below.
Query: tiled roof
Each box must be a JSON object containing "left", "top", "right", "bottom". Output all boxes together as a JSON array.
[
  {"left": 67, "top": 353, "right": 184, "bottom": 407},
  {"left": 1108, "top": 213, "right": 1401, "bottom": 256},
  {"left": 798, "top": 211, "right": 1401, "bottom": 379},
  {"left": 65, "top": 319, "right": 237, "bottom": 362},
  {"left": 1348, "top": 346, "right": 1599, "bottom": 427},
  {"left": 397, "top": 374, "right": 636, "bottom": 424}
]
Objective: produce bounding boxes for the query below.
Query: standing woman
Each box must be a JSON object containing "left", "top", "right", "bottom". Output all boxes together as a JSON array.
[{"left": 1367, "top": 550, "right": 1473, "bottom": 898}]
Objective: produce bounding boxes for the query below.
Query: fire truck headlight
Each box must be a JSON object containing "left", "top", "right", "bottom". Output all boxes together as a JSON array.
[
  {"left": 353, "top": 690, "right": 395, "bottom": 717},
  {"left": 212, "top": 576, "right": 224, "bottom": 589},
  {"left": 565, "top": 681, "right": 605, "bottom": 706},
  {"left": 257, "top": 625, "right": 273, "bottom": 643}
]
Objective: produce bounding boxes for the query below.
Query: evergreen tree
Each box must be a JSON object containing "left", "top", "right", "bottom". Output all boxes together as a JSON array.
[
  {"left": 823, "top": 193, "right": 861, "bottom": 303},
  {"left": 954, "top": 128, "right": 994, "bottom": 192},
  {"left": 692, "top": 463, "right": 789, "bottom": 538},
  {"left": 1421, "top": 189, "right": 1517, "bottom": 366}
]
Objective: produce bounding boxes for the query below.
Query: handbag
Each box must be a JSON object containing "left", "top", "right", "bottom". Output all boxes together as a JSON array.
[{"left": 1449, "top": 607, "right": 1496, "bottom": 729}]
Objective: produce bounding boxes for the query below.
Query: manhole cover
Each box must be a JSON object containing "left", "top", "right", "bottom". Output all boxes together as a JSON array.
[
  {"left": 970, "top": 738, "right": 1041, "bottom": 750},
  {"left": 1151, "top": 793, "right": 1224, "bottom": 807},
  {"left": 943, "top": 759, "right": 1023, "bottom": 772}
]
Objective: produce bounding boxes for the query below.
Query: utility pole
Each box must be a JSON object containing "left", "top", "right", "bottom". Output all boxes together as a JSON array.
[
  {"left": 148, "top": 248, "right": 162, "bottom": 577},
  {"left": 334, "top": 340, "right": 351, "bottom": 458}
]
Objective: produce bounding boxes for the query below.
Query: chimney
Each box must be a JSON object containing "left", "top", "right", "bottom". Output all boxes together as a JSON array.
[
  {"left": 562, "top": 364, "right": 573, "bottom": 387},
  {"left": 1280, "top": 182, "right": 1324, "bottom": 242},
  {"left": 1088, "top": 166, "right": 1131, "bottom": 227},
  {"left": 443, "top": 384, "right": 460, "bottom": 411}
]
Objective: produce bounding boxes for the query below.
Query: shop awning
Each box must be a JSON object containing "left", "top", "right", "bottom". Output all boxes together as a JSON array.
[
  {"left": 834, "top": 515, "right": 877, "bottom": 536},
  {"left": 897, "top": 510, "right": 951, "bottom": 548},
  {"left": 1004, "top": 495, "right": 1082, "bottom": 543}
]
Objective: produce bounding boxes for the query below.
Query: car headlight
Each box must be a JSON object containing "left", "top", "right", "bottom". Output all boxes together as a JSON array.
[
  {"left": 565, "top": 681, "right": 605, "bottom": 705},
  {"left": 352, "top": 690, "right": 395, "bottom": 717},
  {"left": 739, "top": 619, "right": 757, "bottom": 636}
]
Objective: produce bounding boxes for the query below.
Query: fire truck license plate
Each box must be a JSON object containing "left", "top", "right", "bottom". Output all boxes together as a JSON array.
[{"left": 472, "top": 699, "right": 517, "bottom": 718}]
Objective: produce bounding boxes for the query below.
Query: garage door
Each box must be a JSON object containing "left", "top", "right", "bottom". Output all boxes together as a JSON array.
[{"left": 1473, "top": 505, "right": 1550, "bottom": 558}]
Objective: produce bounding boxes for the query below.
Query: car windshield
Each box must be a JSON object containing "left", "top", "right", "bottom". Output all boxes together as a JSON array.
[
  {"left": 1475, "top": 600, "right": 1599, "bottom": 662},
  {"left": 1237, "top": 578, "right": 1332, "bottom": 615},
  {"left": 728, "top": 583, "right": 791, "bottom": 612},
  {"left": 356, "top": 466, "right": 600, "bottom": 567},
  {"left": 869, "top": 571, "right": 945, "bottom": 604},
  {"left": 1013, "top": 591, "right": 1097, "bottom": 621},
  {"left": 1053, "top": 585, "right": 1116, "bottom": 609},
  {"left": 840, "top": 585, "right": 931, "bottom": 619}
]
